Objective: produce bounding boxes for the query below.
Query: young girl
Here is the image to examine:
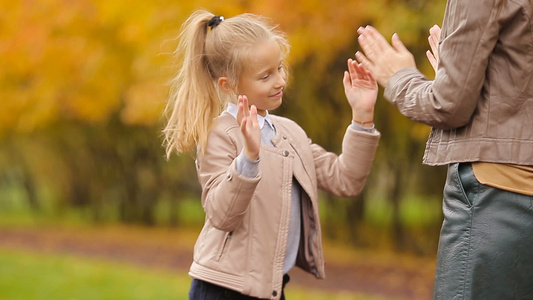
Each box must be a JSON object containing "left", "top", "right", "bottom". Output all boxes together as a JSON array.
[{"left": 163, "top": 10, "right": 380, "bottom": 300}]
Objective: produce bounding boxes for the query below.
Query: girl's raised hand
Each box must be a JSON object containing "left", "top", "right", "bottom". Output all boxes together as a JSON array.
[
  {"left": 237, "top": 95, "right": 261, "bottom": 161},
  {"left": 343, "top": 58, "right": 378, "bottom": 127}
]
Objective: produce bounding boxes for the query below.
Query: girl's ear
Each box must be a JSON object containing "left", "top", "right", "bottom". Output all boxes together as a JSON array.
[{"left": 218, "top": 77, "right": 234, "bottom": 94}]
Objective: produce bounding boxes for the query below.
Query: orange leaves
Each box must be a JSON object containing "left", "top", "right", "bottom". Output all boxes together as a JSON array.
[
  {"left": 0, "top": 0, "right": 169, "bottom": 132},
  {"left": 0, "top": 0, "right": 445, "bottom": 134},
  {"left": 122, "top": 80, "right": 167, "bottom": 126},
  {"left": 242, "top": 0, "right": 371, "bottom": 69},
  {"left": 1, "top": 0, "right": 375, "bottom": 133}
]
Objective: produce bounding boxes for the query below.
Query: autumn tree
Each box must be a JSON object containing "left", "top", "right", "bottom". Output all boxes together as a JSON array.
[{"left": 1, "top": 0, "right": 447, "bottom": 253}]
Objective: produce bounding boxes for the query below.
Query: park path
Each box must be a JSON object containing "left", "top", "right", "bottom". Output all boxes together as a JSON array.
[{"left": 0, "top": 226, "right": 435, "bottom": 299}]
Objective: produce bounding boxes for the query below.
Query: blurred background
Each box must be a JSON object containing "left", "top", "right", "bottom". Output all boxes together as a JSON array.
[{"left": 0, "top": 0, "right": 448, "bottom": 299}]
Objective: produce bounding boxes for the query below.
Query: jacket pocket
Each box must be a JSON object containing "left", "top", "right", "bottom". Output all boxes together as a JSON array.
[{"left": 216, "top": 231, "right": 233, "bottom": 261}]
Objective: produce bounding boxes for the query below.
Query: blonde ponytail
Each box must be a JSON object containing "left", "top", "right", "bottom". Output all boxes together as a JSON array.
[{"left": 163, "top": 11, "right": 221, "bottom": 158}]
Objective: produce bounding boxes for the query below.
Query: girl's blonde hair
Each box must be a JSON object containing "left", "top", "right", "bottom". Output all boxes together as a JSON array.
[{"left": 163, "top": 10, "right": 290, "bottom": 158}]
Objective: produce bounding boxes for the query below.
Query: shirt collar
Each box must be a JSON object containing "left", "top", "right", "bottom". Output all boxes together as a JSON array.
[{"left": 225, "top": 102, "right": 274, "bottom": 130}]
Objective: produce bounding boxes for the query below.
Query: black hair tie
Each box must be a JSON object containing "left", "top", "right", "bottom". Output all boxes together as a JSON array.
[{"left": 208, "top": 15, "right": 225, "bottom": 29}]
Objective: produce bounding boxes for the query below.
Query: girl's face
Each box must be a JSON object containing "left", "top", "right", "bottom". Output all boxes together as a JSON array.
[{"left": 237, "top": 39, "right": 286, "bottom": 116}]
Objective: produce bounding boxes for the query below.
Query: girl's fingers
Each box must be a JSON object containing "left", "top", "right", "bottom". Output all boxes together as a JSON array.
[
  {"left": 348, "top": 58, "right": 369, "bottom": 82},
  {"left": 241, "top": 95, "right": 249, "bottom": 118},
  {"left": 237, "top": 95, "right": 251, "bottom": 126},
  {"left": 239, "top": 95, "right": 249, "bottom": 111},
  {"left": 354, "top": 61, "right": 367, "bottom": 78},
  {"left": 343, "top": 71, "right": 351, "bottom": 89},
  {"left": 355, "top": 51, "right": 374, "bottom": 75},
  {"left": 250, "top": 104, "right": 257, "bottom": 118},
  {"left": 236, "top": 97, "right": 244, "bottom": 125},
  {"left": 250, "top": 105, "right": 259, "bottom": 130},
  {"left": 354, "top": 59, "right": 366, "bottom": 79},
  {"left": 346, "top": 59, "right": 356, "bottom": 83},
  {"left": 347, "top": 58, "right": 356, "bottom": 73},
  {"left": 352, "top": 60, "right": 373, "bottom": 82}
]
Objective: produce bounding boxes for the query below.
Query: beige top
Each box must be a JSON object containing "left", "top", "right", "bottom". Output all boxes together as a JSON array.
[{"left": 472, "top": 163, "right": 533, "bottom": 196}]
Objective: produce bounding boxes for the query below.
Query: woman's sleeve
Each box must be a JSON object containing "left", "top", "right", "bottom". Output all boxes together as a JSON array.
[{"left": 384, "top": 0, "right": 501, "bottom": 129}]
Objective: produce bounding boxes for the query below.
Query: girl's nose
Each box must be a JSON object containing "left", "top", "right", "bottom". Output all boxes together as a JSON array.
[{"left": 276, "top": 71, "right": 287, "bottom": 88}]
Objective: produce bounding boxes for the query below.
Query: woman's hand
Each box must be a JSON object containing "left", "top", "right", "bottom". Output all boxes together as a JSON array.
[
  {"left": 356, "top": 26, "right": 416, "bottom": 87},
  {"left": 426, "top": 24, "right": 441, "bottom": 72},
  {"left": 343, "top": 58, "right": 378, "bottom": 127},
  {"left": 236, "top": 95, "right": 260, "bottom": 160}
]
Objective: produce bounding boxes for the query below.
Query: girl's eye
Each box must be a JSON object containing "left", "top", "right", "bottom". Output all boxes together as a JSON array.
[{"left": 261, "top": 74, "right": 269, "bottom": 80}]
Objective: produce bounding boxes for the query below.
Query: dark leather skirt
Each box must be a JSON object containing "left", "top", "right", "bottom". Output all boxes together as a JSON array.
[{"left": 433, "top": 163, "right": 533, "bottom": 299}]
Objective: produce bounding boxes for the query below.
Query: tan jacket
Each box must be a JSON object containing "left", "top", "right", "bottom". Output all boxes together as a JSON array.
[
  {"left": 189, "top": 113, "right": 379, "bottom": 299},
  {"left": 385, "top": 0, "right": 533, "bottom": 166}
]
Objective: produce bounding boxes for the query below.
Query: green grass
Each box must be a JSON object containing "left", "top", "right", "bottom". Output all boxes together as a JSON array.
[
  {"left": 0, "top": 192, "right": 207, "bottom": 229},
  {"left": 0, "top": 249, "right": 406, "bottom": 300},
  {"left": 0, "top": 249, "right": 191, "bottom": 300}
]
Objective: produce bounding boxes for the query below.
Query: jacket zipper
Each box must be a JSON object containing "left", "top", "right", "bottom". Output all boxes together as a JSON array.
[
  {"left": 217, "top": 231, "right": 233, "bottom": 261},
  {"left": 309, "top": 228, "right": 319, "bottom": 277}
]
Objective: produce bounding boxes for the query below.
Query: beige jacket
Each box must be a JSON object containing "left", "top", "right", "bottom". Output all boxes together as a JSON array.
[
  {"left": 385, "top": 0, "right": 533, "bottom": 166},
  {"left": 189, "top": 113, "right": 379, "bottom": 299}
]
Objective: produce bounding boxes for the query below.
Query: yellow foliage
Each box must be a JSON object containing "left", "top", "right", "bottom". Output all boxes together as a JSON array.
[
  {"left": 0, "top": 0, "right": 445, "bottom": 135},
  {"left": 122, "top": 80, "right": 167, "bottom": 126}
]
